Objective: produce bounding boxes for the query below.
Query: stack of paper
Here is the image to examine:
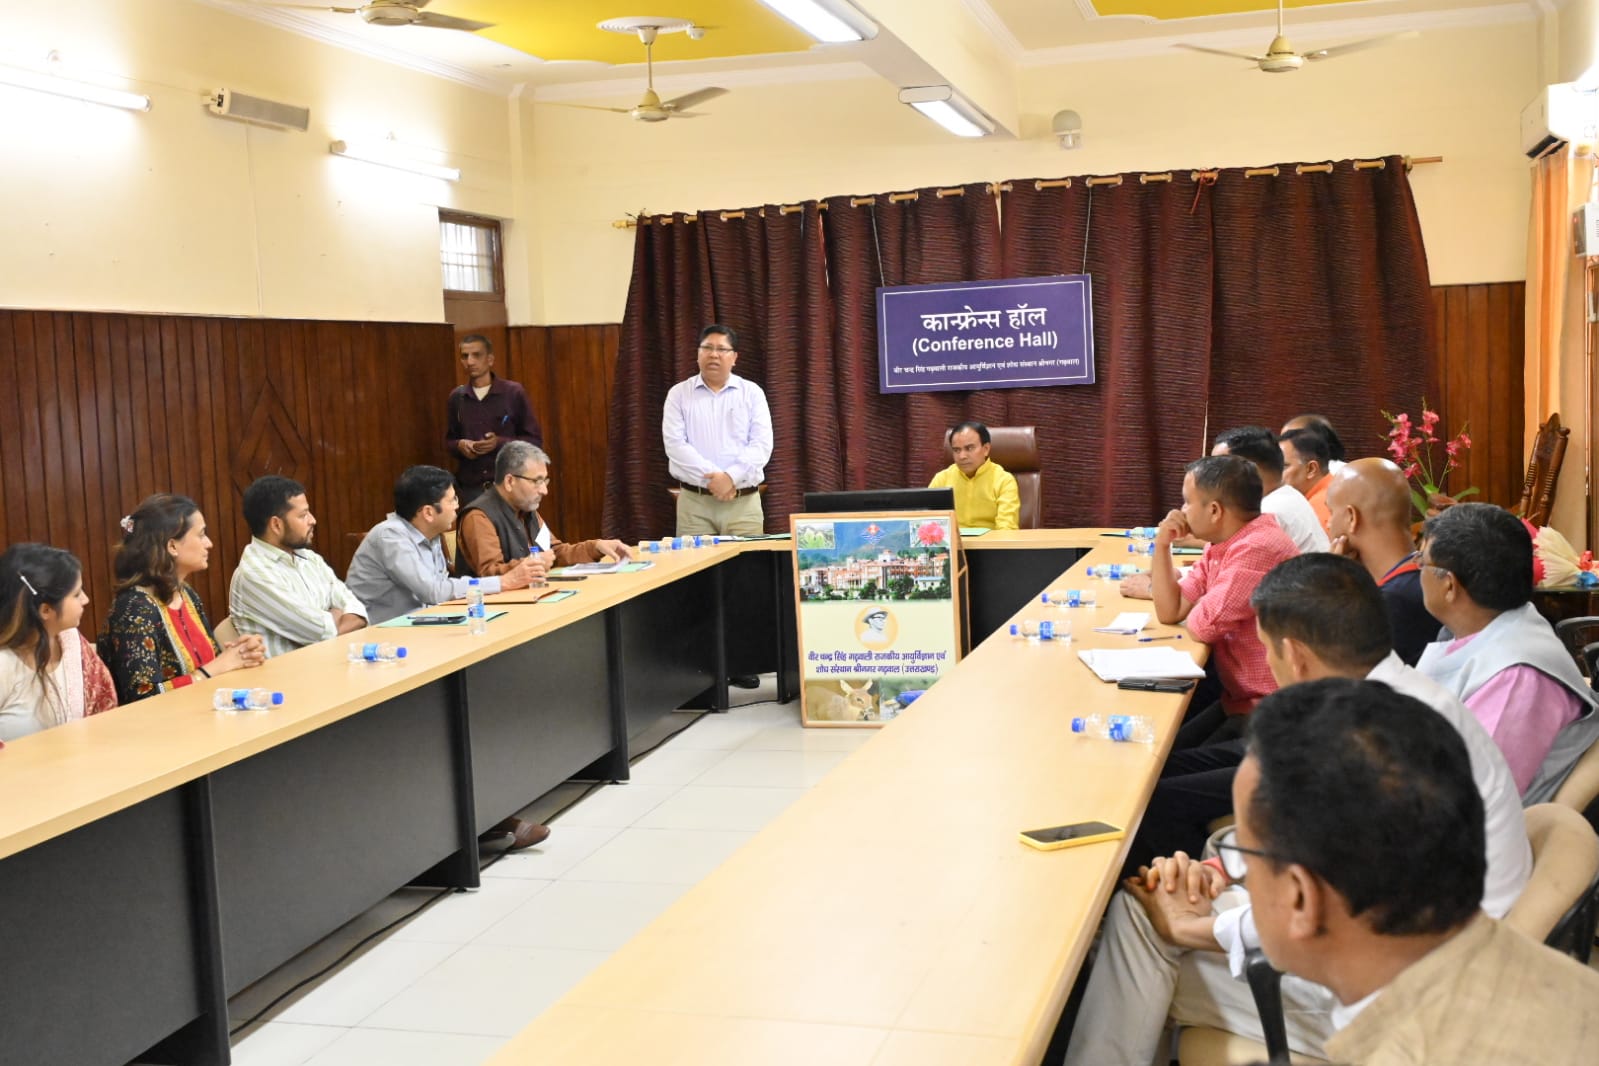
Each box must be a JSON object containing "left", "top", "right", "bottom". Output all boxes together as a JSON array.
[
  {"left": 1093, "top": 612, "right": 1149, "bottom": 635},
  {"left": 1077, "top": 647, "right": 1206, "bottom": 682}
]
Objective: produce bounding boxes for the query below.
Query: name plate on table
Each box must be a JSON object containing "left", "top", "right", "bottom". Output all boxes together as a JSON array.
[
  {"left": 876, "top": 275, "right": 1095, "bottom": 394},
  {"left": 791, "top": 512, "right": 963, "bottom": 728}
]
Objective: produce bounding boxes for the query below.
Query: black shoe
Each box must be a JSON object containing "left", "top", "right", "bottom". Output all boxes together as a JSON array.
[{"left": 729, "top": 675, "right": 760, "bottom": 689}]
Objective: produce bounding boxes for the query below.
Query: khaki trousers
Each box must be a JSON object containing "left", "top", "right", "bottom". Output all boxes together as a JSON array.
[{"left": 675, "top": 490, "right": 764, "bottom": 537}]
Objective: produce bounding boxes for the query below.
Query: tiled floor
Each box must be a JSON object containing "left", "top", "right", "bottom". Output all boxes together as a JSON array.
[{"left": 227, "top": 683, "right": 871, "bottom": 1066}]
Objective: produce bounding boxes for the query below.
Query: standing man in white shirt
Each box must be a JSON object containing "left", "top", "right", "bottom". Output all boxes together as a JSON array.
[
  {"left": 1212, "top": 425, "right": 1328, "bottom": 554},
  {"left": 662, "top": 325, "right": 773, "bottom": 538},
  {"left": 230, "top": 476, "right": 368, "bottom": 659}
]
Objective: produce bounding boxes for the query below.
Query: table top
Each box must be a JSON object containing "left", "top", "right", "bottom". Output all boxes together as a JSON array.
[{"left": 486, "top": 539, "right": 1203, "bottom": 1066}]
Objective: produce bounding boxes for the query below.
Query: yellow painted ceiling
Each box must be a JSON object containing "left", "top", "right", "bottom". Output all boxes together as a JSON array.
[
  {"left": 432, "top": 1, "right": 816, "bottom": 63},
  {"left": 1089, "top": 0, "right": 1379, "bottom": 17}
]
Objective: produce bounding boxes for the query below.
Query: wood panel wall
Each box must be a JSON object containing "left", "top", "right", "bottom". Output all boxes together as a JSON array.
[
  {"left": 0, "top": 310, "right": 456, "bottom": 642},
  {"left": 1431, "top": 282, "right": 1527, "bottom": 514}
]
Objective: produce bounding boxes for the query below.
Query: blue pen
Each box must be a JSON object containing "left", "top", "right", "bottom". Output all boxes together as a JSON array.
[{"left": 1138, "top": 634, "right": 1183, "bottom": 642}]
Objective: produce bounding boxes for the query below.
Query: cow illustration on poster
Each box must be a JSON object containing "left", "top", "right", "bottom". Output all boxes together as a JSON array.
[{"left": 791, "top": 512, "right": 962, "bottom": 727}]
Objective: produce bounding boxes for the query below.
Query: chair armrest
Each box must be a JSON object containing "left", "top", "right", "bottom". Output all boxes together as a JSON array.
[{"left": 1243, "top": 947, "right": 1292, "bottom": 1065}]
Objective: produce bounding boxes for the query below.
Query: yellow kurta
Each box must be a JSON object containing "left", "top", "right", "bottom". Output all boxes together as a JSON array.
[{"left": 929, "top": 459, "right": 1020, "bottom": 530}]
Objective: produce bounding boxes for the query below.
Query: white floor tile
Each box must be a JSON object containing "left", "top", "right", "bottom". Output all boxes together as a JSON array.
[
  {"left": 474, "top": 879, "right": 689, "bottom": 952},
  {"left": 480, "top": 824, "right": 624, "bottom": 881},
  {"left": 561, "top": 826, "right": 755, "bottom": 885},
  {"left": 275, "top": 939, "right": 461, "bottom": 1027},
  {"left": 552, "top": 783, "right": 680, "bottom": 828},
  {"left": 635, "top": 785, "right": 807, "bottom": 832},
  {"left": 359, "top": 944, "right": 608, "bottom": 1037},
  {"left": 662, "top": 704, "right": 800, "bottom": 749},
  {"left": 690, "top": 747, "right": 851, "bottom": 789},
  {"left": 623, "top": 745, "right": 732, "bottom": 785},
  {"left": 389, "top": 877, "right": 554, "bottom": 944},
  {"left": 229, "top": 1021, "right": 346, "bottom": 1066},
  {"left": 739, "top": 724, "right": 875, "bottom": 752},
  {"left": 301, "top": 1027, "right": 506, "bottom": 1066}
]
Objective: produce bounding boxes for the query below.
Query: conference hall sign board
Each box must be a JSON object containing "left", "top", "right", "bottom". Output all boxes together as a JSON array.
[
  {"left": 791, "top": 512, "right": 963, "bottom": 727},
  {"left": 876, "top": 275, "right": 1095, "bottom": 394}
]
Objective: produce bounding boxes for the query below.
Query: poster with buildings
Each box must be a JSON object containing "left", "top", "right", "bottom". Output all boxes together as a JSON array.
[{"left": 791, "top": 512, "right": 962, "bottom": 727}]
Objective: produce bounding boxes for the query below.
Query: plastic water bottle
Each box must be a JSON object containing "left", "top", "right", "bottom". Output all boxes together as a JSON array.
[
  {"left": 1086, "top": 563, "right": 1143, "bottom": 580},
  {"left": 347, "top": 642, "right": 408, "bottom": 664},
  {"left": 1009, "top": 621, "right": 1039, "bottom": 640},
  {"left": 1125, "top": 527, "right": 1159, "bottom": 539},
  {"left": 1071, "top": 713, "right": 1154, "bottom": 748},
  {"left": 1128, "top": 540, "right": 1156, "bottom": 556},
  {"left": 1045, "top": 589, "right": 1097, "bottom": 610},
  {"left": 467, "top": 578, "right": 487, "bottom": 636},
  {"left": 212, "top": 687, "right": 283, "bottom": 713},
  {"left": 1009, "top": 619, "right": 1070, "bottom": 643}
]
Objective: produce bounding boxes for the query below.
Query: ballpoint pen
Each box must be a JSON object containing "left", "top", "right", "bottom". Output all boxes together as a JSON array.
[{"left": 1137, "top": 634, "right": 1183, "bottom": 642}]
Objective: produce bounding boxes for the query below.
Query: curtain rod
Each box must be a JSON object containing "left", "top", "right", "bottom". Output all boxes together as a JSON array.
[{"left": 611, "top": 155, "right": 1443, "bottom": 228}]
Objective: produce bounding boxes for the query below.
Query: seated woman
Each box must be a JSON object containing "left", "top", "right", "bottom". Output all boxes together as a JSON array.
[
  {"left": 99, "top": 494, "right": 265, "bottom": 703},
  {"left": 0, "top": 544, "right": 118, "bottom": 741}
]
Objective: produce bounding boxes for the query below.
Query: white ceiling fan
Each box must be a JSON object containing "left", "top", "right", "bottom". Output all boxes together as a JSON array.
[
  {"left": 258, "top": 1, "right": 493, "bottom": 33},
  {"left": 1176, "top": 0, "right": 1415, "bottom": 74},
  {"left": 555, "top": 23, "right": 727, "bottom": 124}
]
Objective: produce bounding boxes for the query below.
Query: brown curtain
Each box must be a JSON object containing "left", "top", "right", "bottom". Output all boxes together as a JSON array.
[
  {"left": 822, "top": 183, "right": 1003, "bottom": 492},
  {"left": 1205, "top": 157, "right": 1435, "bottom": 462},
  {"left": 998, "top": 178, "right": 1214, "bottom": 525}
]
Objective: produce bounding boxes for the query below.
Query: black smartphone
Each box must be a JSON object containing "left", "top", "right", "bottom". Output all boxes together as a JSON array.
[
  {"left": 1117, "top": 677, "right": 1196, "bottom": 693},
  {"left": 548, "top": 575, "right": 586, "bottom": 582},
  {"left": 1019, "top": 820, "right": 1125, "bottom": 851},
  {"left": 410, "top": 614, "right": 466, "bottom": 625}
]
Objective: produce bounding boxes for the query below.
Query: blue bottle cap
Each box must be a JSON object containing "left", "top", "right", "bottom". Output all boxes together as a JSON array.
[
  {"left": 271, "top": 692, "right": 284, "bottom": 706},
  {"left": 1070, "top": 717, "right": 1086, "bottom": 733},
  {"left": 1009, "top": 623, "right": 1019, "bottom": 636},
  {"left": 396, "top": 647, "right": 408, "bottom": 659}
]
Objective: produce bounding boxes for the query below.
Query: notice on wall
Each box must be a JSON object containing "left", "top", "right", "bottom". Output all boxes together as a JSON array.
[
  {"left": 876, "top": 274, "right": 1095, "bottom": 394},
  {"left": 791, "top": 512, "right": 962, "bottom": 728}
]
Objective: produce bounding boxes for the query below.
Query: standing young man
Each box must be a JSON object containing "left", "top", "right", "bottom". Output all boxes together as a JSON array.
[{"left": 445, "top": 334, "right": 542, "bottom": 505}]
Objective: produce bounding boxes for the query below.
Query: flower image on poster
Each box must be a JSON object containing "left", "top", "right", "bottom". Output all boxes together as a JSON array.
[{"left": 792, "top": 513, "right": 961, "bottom": 727}]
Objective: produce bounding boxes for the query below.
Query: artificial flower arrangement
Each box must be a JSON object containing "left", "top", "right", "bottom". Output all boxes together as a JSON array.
[{"left": 1383, "top": 403, "right": 1476, "bottom": 518}]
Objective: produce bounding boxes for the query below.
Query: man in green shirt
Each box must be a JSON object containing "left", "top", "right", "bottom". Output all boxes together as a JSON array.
[{"left": 928, "top": 421, "right": 1019, "bottom": 530}]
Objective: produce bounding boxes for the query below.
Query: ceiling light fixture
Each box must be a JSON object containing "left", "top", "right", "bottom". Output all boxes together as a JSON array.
[
  {"left": 757, "top": 0, "right": 877, "bottom": 43},
  {"left": 0, "top": 60, "right": 150, "bottom": 112},
  {"left": 329, "top": 139, "right": 460, "bottom": 182},
  {"left": 898, "top": 86, "right": 993, "bottom": 138}
]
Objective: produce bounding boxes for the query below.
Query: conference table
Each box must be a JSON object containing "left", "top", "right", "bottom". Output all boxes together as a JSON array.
[{"left": 0, "top": 529, "right": 1199, "bottom": 1066}]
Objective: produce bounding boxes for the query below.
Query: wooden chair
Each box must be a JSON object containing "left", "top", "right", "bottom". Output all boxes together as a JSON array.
[
  {"left": 1554, "top": 617, "right": 1599, "bottom": 681},
  {"left": 943, "top": 425, "right": 1043, "bottom": 528},
  {"left": 1515, "top": 413, "right": 1571, "bottom": 528}
]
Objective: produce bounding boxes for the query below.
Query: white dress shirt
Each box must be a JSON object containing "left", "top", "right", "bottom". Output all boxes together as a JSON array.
[
  {"left": 662, "top": 372, "right": 774, "bottom": 489},
  {"left": 1262, "top": 483, "right": 1330, "bottom": 553},
  {"left": 229, "top": 538, "right": 368, "bottom": 658}
]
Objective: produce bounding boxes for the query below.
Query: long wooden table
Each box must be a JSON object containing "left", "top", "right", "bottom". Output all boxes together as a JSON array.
[
  {"left": 0, "top": 529, "right": 1176, "bottom": 1066},
  {"left": 486, "top": 535, "right": 1202, "bottom": 1066}
]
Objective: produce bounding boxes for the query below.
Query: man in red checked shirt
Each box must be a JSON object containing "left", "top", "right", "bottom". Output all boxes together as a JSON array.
[{"left": 1121, "top": 454, "right": 1299, "bottom": 748}]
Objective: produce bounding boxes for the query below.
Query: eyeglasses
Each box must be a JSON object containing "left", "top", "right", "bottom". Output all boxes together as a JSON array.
[
  {"left": 512, "top": 474, "right": 550, "bottom": 487},
  {"left": 1213, "top": 840, "right": 1299, "bottom": 881},
  {"left": 1419, "top": 560, "right": 1451, "bottom": 580},
  {"left": 697, "top": 344, "right": 735, "bottom": 354}
]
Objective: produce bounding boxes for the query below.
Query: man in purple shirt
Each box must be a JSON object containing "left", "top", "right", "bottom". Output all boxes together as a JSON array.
[
  {"left": 662, "top": 324, "right": 773, "bottom": 538},
  {"left": 445, "top": 334, "right": 542, "bottom": 504}
]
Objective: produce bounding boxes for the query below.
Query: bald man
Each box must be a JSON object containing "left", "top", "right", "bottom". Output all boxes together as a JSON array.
[{"left": 1325, "top": 458, "right": 1441, "bottom": 665}]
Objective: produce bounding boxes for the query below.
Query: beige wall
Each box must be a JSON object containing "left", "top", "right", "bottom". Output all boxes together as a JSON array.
[
  {"left": 1557, "top": 0, "right": 1599, "bottom": 85},
  {"left": 1, "top": 3, "right": 1541, "bottom": 327},
  {"left": 0, "top": 0, "right": 515, "bottom": 322},
  {"left": 529, "top": 20, "right": 1540, "bottom": 325}
]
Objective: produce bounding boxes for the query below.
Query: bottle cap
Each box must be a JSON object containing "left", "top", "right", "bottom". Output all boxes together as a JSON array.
[
  {"left": 271, "top": 692, "right": 284, "bottom": 705},
  {"left": 396, "top": 647, "right": 408, "bottom": 659},
  {"left": 1070, "top": 717, "right": 1086, "bottom": 733},
  {"left": 1009, "top": 623, "right": 1019, "bottom": 635},
  {"left": 468, "top": 578, "right": 480, "bottom": 586}
]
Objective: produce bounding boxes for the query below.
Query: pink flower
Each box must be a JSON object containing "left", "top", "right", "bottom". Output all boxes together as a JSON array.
[
  {"left": 1403, "top": 463, "right": 1421, "bottom": 479},
  {"left": 1421, "top": 409, "right": 1440, "bottom": 429},
  {"left": 1457, "top": 432, "right": 1472, "bottom": 449},
  {"left": 917, "top": 521, "right": 946, "bottom": 546},
  {"left": 1445, "top": 441, "right": 1460, "bottom": 457}
]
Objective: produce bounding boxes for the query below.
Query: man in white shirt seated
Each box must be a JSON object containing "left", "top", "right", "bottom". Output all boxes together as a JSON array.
[
  {"left": 1212, "top": 425, "right": 1328, "bottom": 554},
  {"left": 229, "top": 476, "right": 368, "bottom": 659},
  {"left": 1064, "top": 553, "right": 1530, "bottom": 1065}
]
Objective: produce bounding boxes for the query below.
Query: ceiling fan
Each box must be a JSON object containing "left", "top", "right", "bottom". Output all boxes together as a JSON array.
[
  {"left": 556, "top": 23, "right": 727, "bottom": 123},
  {"left": 1176, "top": 0, "right": 1414, "bottom": 74},
  {"left": 259, "top": 1, "right": 493, "bottom": 33}
]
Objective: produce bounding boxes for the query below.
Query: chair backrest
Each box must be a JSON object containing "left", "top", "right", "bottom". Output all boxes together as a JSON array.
[
  {"left": 1506, "top": 804, "right": 1599, "bottom": 948},
  {"left": 1554, "top": 617, "right": 1599, "bottom": 679},
  {"left": 944, "top": 425, "right": 1042, "bottom": 528},
  {"left": 213, "top": 616, "right": 239, "bottom": 645},
  {"left": 1516, "top": 413, "right": 1570, "bottom": 528}
]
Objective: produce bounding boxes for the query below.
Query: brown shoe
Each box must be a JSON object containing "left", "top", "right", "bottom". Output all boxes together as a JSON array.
[{"left": 488, "top": 817, "right": 550, "bottom": 851}]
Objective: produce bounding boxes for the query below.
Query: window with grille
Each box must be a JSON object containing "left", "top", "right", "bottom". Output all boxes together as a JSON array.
[{"left": 439, "top": 211, "right": 503, "bottom": 297}]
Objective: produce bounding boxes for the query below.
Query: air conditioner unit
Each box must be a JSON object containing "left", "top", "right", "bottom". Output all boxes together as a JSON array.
[
  {"left": 1521, "top": 83, "right": 1595, "bottom": 158},
  {"left": 204, "top": 88, "right": 309, "bottom": 132}
]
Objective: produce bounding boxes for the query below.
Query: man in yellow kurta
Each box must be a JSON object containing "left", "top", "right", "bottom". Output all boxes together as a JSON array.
[{"left": 929, "top": 421, "right": 1020, "bottom": 530}]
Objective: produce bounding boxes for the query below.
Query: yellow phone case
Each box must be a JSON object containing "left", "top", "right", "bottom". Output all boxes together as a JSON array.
[{"left": 1018, "top": 824, "right": 1125, "bottom": 852}]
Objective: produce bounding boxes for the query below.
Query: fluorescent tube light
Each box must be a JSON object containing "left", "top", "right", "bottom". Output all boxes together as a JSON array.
[
  {"left": 329, "top": 139, "right": 461, "bottom": 182},
  {"left": 0, "top": 63, "right": 150, "bottom": 112},
  {"left": 898, "top": 86, "right": 994, "bottom": 138},
  {"left": 757, "top": 0, "right": 877, "bottom": 43}
]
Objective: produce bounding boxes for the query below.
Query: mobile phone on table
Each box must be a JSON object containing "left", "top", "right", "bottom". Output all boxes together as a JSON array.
[
  {"left": 410, "top": 614, "right": 466, "bottom": 625},
  {"left": 1117, "top": 677, "right": 1196, "bottom": 693},
  {"left": 549, "top": 575, "right": 586, "bottom": 582},
  {"left": 1019, "top": 820, "right": 1125, "bottom": 852}
]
